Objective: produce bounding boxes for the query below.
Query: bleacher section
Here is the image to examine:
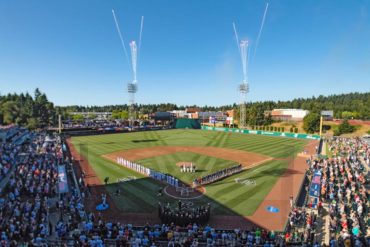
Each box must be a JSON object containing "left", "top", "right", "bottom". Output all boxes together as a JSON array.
[{"left": 0, "top": 127, "right": 369, "bottom": 245}]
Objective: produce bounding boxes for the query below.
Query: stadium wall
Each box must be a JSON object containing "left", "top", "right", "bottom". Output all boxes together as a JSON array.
[
  {"left": 201, "top": 126, "right": 321, "bottom": 140},
  {"left": 174, "top": 118, "right": 201, "bottom": 129}
]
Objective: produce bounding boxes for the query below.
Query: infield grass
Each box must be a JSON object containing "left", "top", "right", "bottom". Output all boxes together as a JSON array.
[{"left": 138, "top": 152, "right": 236, "bottom": 184}]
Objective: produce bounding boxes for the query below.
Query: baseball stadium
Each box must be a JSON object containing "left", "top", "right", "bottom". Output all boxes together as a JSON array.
[{"left": 1, "top": 1, "right": 370, "bottom": 246}]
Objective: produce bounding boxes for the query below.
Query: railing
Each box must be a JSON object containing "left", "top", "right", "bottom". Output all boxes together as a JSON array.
[
  {"left": 47, "top": 231, "right": 313, "bottom": 247},
  {"left": 282, "top": 136, "right": 323, "bottom": 233},
  {"left": 61, "top": 137, "right": 88, "bottom": 222}
]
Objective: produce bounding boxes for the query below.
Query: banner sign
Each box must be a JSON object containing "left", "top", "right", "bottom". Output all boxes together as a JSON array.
[
  {"left": 201, "top": 126, "right": 320, "bottom": 140},
  {"left": 58, "top": 165, "right": 69, "bottom": 193},
  {"left": 117, "top": 157, "right": 179, "bottom": 187},
  {"left": 309, "top": 171, "right": 321, "bottom": 198}
]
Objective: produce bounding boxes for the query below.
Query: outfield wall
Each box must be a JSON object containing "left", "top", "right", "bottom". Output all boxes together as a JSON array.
[
  {"left": 175, "top": 118, "right": 201, "bottom": 129},
  {"left": 201, "top": 126, "right": 321, "bottom": 140}
]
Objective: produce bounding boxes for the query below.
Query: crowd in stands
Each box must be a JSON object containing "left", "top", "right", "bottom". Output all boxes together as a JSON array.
[
  {"left": 193, "top": 164, "right": 243, "bottom": 187},
  {"left": 62, "top": 119, "right": 170, "bottom": 137},
  {"left": 285, "top": 207, "right": 318, "bottom": 244},
  {"left": 283, "top": 137, "right": 370, "bottom": 246},
  {"left": 67, "top": 220, "right": 286, "bottom": 246},
  {"left": 0, "top": 139, "right": 20, "bottom": 181},
  {"left": 63, "top": 120, "right": 123, "bottom": 130},
  {"left": 323, "top": 137, "right": 369, "bottom": 246},
  {"left": 0, "top": 127, "right": 278, "bottom": 246},
  {"left": 158, "top": 201, "right": 210, "bottom": 227},
  {"left": 1, "top": 125, "right": 370, "bottom": 246},
  {"left": 0, "top": 128, "right": 64, "bottom": 245}
]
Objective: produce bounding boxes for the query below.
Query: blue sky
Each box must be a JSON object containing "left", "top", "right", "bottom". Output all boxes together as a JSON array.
[{"left": 0, "top": 0, "right": 369, "bottom": 106}]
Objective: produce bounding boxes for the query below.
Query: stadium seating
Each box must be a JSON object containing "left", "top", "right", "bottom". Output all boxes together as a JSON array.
[{"left": 0, "top": 127, "right": 369, "bottom": 246}]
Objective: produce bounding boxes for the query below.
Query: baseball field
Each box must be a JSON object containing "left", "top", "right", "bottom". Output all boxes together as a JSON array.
[{"left": 69, "top": 129, "right": 314, "bottom": 229}]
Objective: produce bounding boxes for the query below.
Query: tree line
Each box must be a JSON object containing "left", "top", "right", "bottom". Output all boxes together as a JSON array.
[
  {"left": 0, "top": 89, "right": 56, "bottom": 128},
  {"left": 1, "top": 90, "right": 369, "bottom": 129},
  {"left": 59, "top": 92, "right": 370, "bottom": 121}
]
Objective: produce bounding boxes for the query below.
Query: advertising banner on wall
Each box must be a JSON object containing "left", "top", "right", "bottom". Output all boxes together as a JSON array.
[
  {"left": 58, "top": 165, "right": 69, "bottom": 194},
  {"left": 308, "top": 171, "right": 322, "bottom": 208},
  {"left": 309, "top": 171, "right": 321, "bottom": 197}
]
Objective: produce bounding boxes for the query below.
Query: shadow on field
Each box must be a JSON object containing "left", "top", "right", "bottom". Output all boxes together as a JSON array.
[
  {"left": 69, "top": 144, "right": 264, "bottom": 230},
  {"left": 192, "top": 169, "right": 207, "bottom": 172},
  {"left": 68, "top": 138, "right": 303, "bottom": 231},
  {"left": 131, "top": 139, "right": 158, "bottom": 143},
  {"left": 249, "top": 167, "right": 303, "bottom": 179},
  {"left": 80, "top": 177, "right": 262, "bottom": 230}
]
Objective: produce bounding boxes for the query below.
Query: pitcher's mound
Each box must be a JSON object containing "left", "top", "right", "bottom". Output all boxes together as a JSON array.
[{"left": 164, "top": 185, "right": 206, "bottom": 200}]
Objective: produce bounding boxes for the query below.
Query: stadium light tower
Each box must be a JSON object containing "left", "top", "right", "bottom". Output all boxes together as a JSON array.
[
  {"left": 128, "top": 41, "right": 138, "bottom": 125},
  {"left": 238, "top": 40, "right": 249, "bottom": 129},
  {"left": 233, "top": 3, "right": 268, "bottom": 129},
  {"left": 112, "top": 10, "right": 144, "bottom": 128}
]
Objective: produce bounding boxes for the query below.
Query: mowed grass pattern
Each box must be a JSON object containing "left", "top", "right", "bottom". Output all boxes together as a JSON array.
[
  {"left": 138, "top": 152, "right": 236, "bottom": 184},
  {"left": 71, "top": 129, "right": 307, "bottom": 216}
]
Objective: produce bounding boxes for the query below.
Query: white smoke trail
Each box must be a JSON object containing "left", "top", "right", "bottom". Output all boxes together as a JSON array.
[
  {"left": 138, "top": 16, "right": 144, "bottom": 52},
  {"left": 232, "top": 22, "right": 241, "bottom": 55},
  {"left": 112, "top": 9, "right": 131, "bottom": 68},
  {"left": 240, "top": 40, "right": 248, "bottom": 83},
  {"left": 247, "top": 44, "right": 251, "bottom": 71},
  {"left": 130, "top": 41, "right": 137, "bottom": 83},
  {"left": 254, "top": 3, "right": 269, "bottom": 57}
]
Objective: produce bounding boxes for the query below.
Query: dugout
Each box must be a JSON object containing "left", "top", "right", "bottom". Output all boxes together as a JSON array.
[{"left": 174, "top": 118, "right": 201, "bottom": 129}]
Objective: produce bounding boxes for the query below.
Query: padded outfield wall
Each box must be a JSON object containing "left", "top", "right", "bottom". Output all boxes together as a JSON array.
[
  {"left": 201, "top": 126, "right": 321, "bottom": 140},
  {"left": 174, "top": 118, "right": 201, "bottom": 129}
]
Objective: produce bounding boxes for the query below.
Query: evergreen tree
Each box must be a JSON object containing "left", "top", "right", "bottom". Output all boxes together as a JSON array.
[
  {"left": 334, "top": 119, "right": 355, "bottom": 136},
  {"left": 303, "top": 113, "right": 320, "bottom": 134}
]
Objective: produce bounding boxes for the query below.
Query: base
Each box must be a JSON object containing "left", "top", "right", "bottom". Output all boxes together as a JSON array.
[{"left": 96, "top": 203, "right": 110, "bottom": 211}]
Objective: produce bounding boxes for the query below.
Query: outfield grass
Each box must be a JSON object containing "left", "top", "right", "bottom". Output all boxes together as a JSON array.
[{"left": 71, "top": 129, "right": 307, "bottom": 216}]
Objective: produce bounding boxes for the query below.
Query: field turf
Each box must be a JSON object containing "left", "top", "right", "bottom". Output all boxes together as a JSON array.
[
  {"left": 138, "top": 152, "right": 236, "bottom": 184},
  {"left": 71, "top": 129, "right": 307, "bottom": 216}
]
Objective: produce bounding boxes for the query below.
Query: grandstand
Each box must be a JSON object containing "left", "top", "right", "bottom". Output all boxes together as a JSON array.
[
  {"left": 1, "top": 1, "right": 369, "bottom": 245},
  {"left": 0, "top": 126, "right": 368, "bottom": 245}
]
